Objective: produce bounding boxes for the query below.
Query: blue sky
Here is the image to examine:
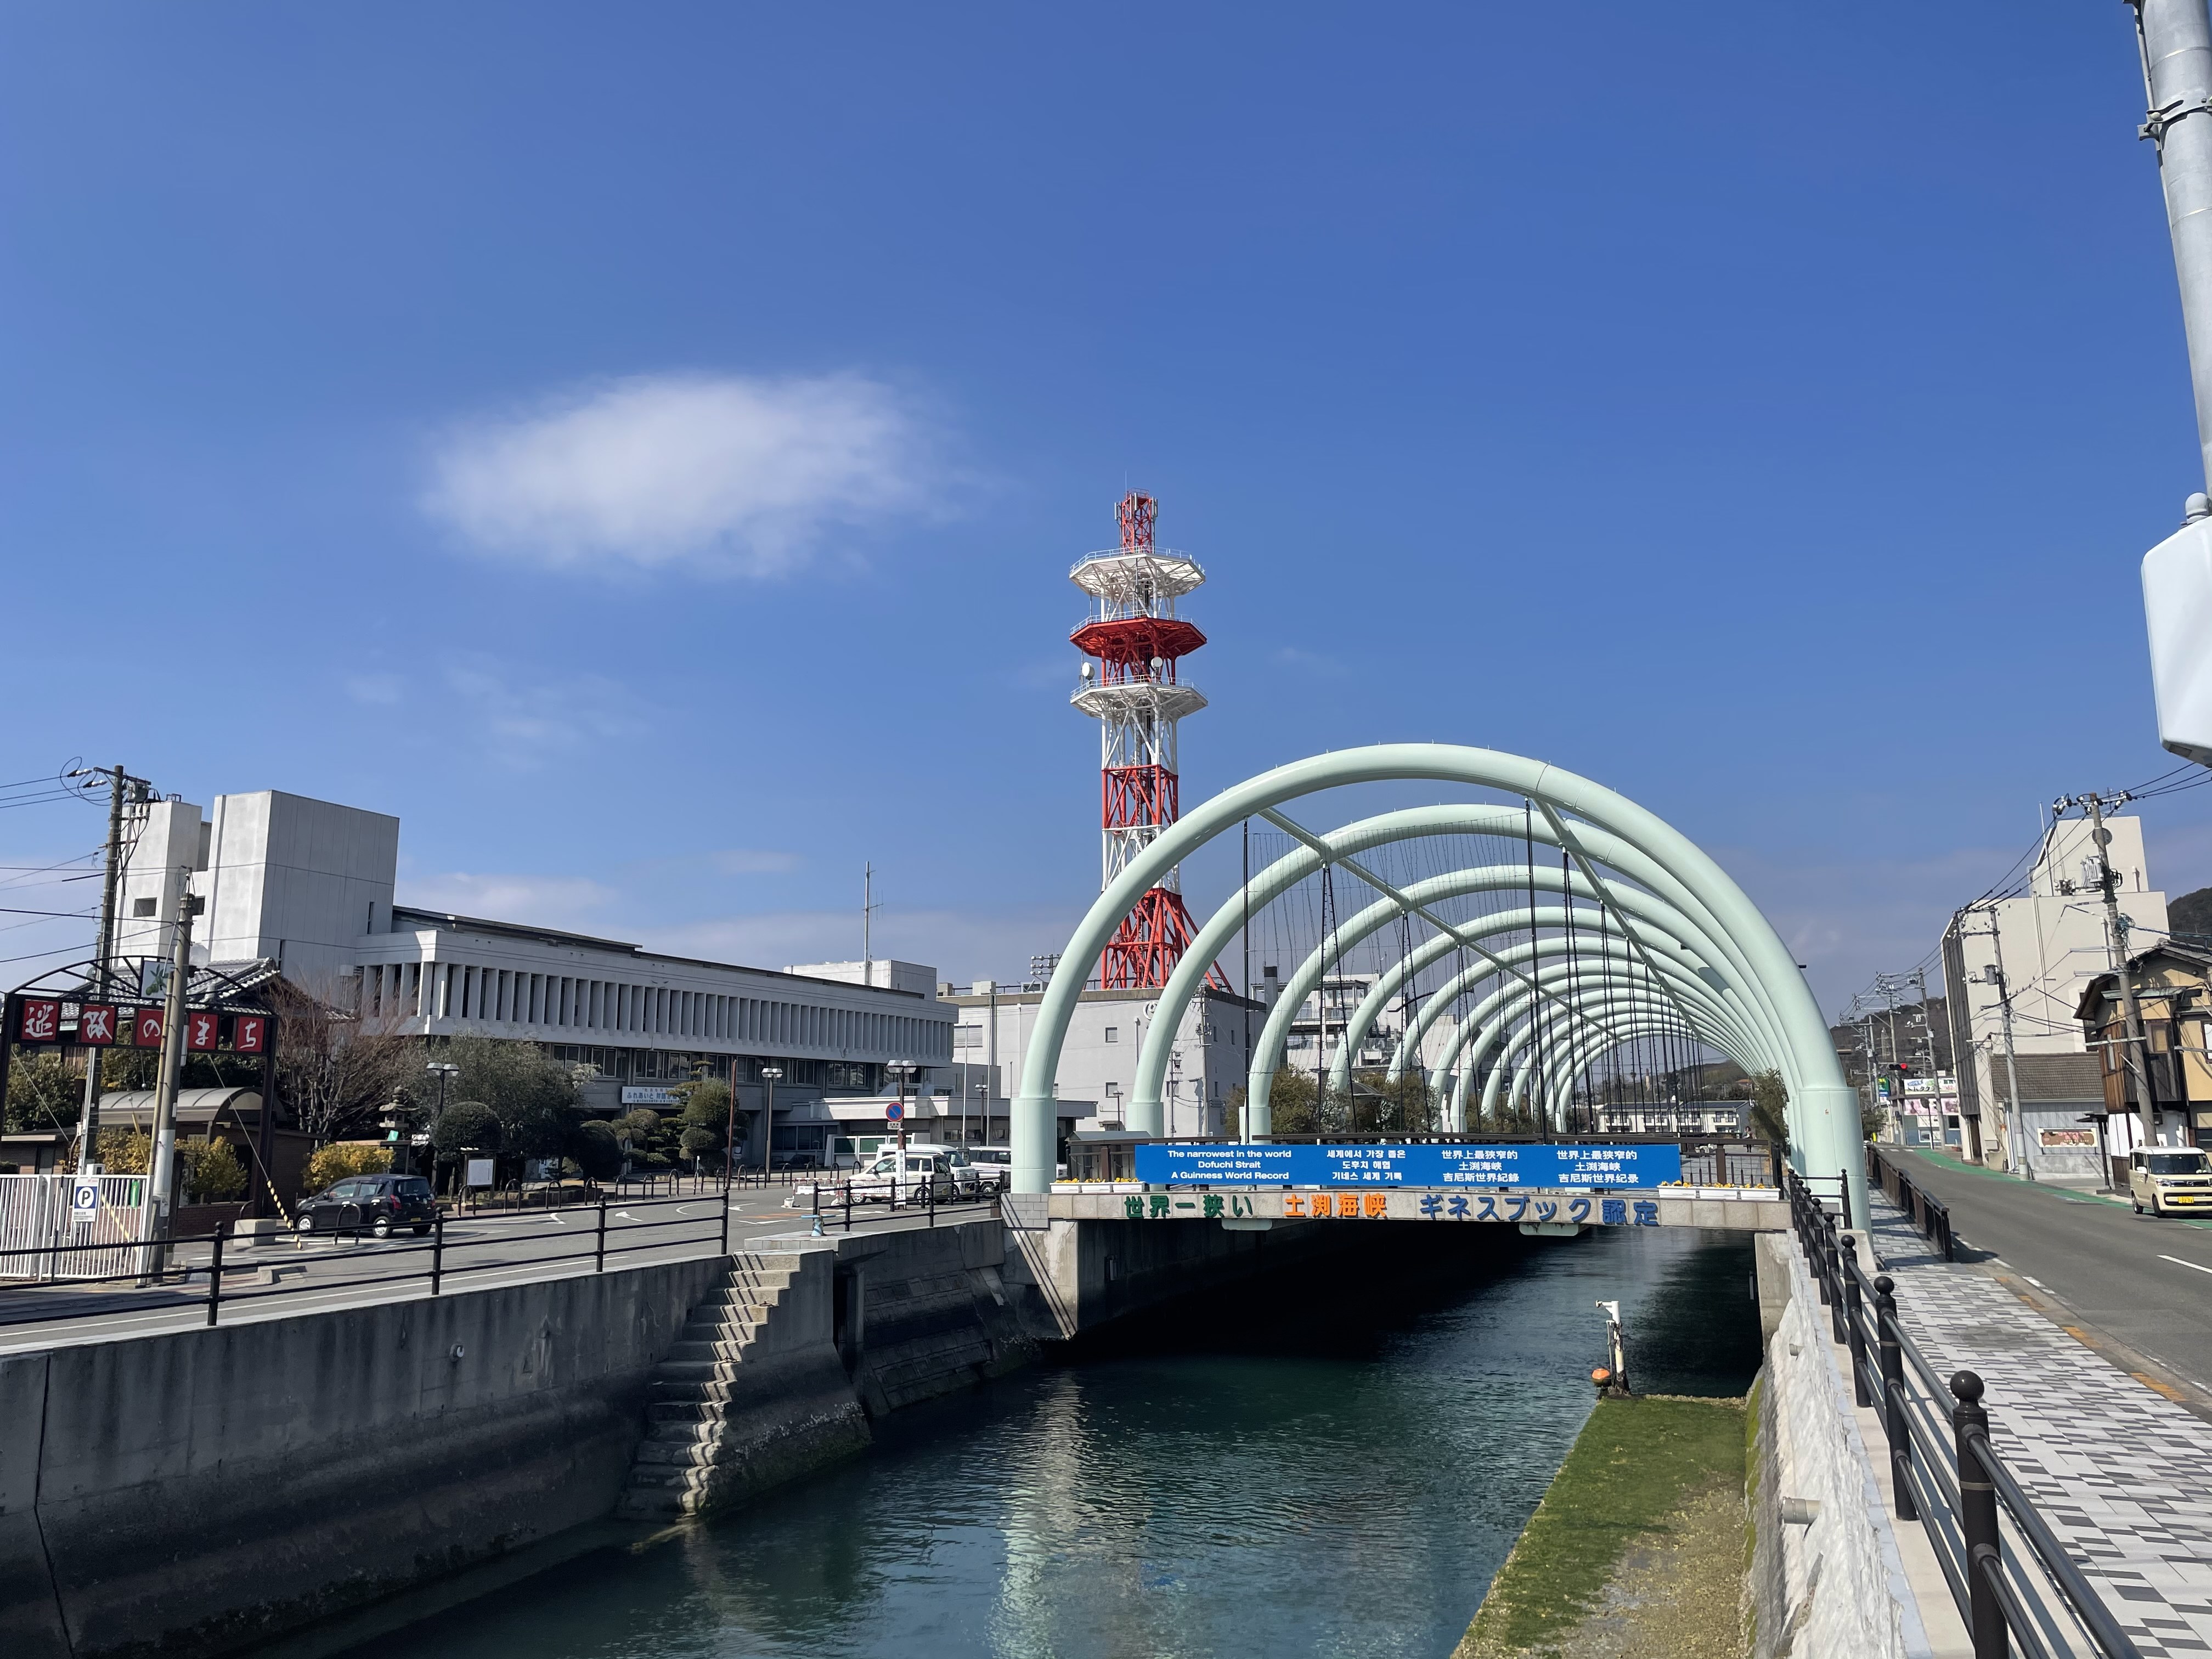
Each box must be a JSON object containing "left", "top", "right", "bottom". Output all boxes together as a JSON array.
[{"left": 1, "top": 2, "right": 2205, "bottom": 1015}]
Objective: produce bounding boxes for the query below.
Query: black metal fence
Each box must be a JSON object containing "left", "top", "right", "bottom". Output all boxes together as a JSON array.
[
  {"left": 1870, "top": 1148, "right": 1956, "bottom": 1262},
  {"left": 1785, "top": 1166, "right": 2141, "bottom": 1659},
  {"left": 791, "top": 1177, "right": 1004, "bottom": 1234}
]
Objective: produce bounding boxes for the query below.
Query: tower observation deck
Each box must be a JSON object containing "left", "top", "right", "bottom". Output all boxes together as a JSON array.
[{"left": 1069, "top": 493, "right": 1226, "bottom": 990}]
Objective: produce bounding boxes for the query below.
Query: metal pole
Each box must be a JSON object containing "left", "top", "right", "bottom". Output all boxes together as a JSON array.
[
  {"left": 1875, "top": 1275, "right": 1916, "bottom": 1520},
  {"left": 205, "top": 1229, "right": 224, "bottom": 1327},
  {"left": 143, "top": 869, "right": 196, "bottom": 1265},
  {"left": 2134, "top": 0, "right": 2212, "bottom": 493},
  {"left": 431, "top": 1214, "right": 444, "bottom": 1295},
  {"left": 1984, "top": 923, "right": 2030, "bottom": 1179},
  {"left": 595, "top": 1198, "right": 607, "bottom": 1272},
  {"left": 2086, "top": 794, "right": 2159, "bottom": 1150},
  {"left": 1842, "top": 1235, "right": 1870, "bottom": 1407},
  {"left": 249, "top": 1010, "right": 279, "bottom": 1220},
  {"left": 1951, "top": 1371, "right": 2007, "bottom": 1658},
  {"left": 76, "top": 765, "right": 131, "bottom": 1172}
]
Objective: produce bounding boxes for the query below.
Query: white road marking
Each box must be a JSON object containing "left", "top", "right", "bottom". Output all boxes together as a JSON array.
[
  {"left": 2160, "top": 1254, "right": 2212, "bottom": 1277},
  {"left": 2024, "top": 1277, "right": 2046, "bottom": 1289}
]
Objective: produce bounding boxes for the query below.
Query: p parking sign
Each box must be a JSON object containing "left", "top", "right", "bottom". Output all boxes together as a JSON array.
[{"left": 70, "top": 1178, "right": 100, "bottom": 1222}]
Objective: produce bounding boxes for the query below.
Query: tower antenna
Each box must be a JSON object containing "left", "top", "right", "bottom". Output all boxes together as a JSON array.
[{"left": 1068, "top": 492, "right": 1227, "bottom": 990}]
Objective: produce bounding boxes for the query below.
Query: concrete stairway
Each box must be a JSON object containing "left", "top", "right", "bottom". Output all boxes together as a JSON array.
[{"left": 617, "top": 1249, "right": 868, "bottom": 1521}]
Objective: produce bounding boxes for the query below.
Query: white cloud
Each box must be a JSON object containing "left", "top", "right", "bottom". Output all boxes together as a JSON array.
[
  {"left": 344, "top": 673, "right": 404, "bottom": 707},
  {"left": 424, "top": 370, "right": 941, "bottom": 577},
  {"left": 443, "top": 657, "right": 646, "bottom": 769},
  {"left": 400, "top": 872, "right": 618, "bottom": 929}
]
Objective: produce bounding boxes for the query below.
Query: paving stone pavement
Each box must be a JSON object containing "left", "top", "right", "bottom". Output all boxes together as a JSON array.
[{"left": 1866, "top": 1191, "right": 2212, "bottom": 1656}]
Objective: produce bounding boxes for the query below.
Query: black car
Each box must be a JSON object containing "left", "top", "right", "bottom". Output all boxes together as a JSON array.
[{"left": 295, "top": 1174, "right": 437, "bottom": 1238}]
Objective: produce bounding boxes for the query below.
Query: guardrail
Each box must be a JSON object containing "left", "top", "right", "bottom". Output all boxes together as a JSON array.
[
  {"left": 1785, "top": 1165, "right": 2142, "bottom": 1659},
  {"left": 0, "top": 1189, "right": 735, "bottom": 1330},
  {"left": 1869, "top": 1147, "right": 1956, "bottom": 1261},
  {"left": 790, "top": 1177, "right": 1005, "bottom": 1234}
]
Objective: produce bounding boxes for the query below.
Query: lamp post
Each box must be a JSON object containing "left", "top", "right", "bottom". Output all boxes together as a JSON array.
[
  {"left": 425, "top": 1060, "right": 459, "bottom": 1194},
  {"left": 887, "top": 1060, "right": 917, "bottom": 1156},
  {"left": 759, "top": 1066, "right": 782, "bottom": 1173},
  {"left": 974, "top": 1080, "right": 988, "bottom": 1147}
]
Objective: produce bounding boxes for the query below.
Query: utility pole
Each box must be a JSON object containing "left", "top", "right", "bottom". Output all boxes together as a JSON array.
[
  {"left": 142, "top": 868, "right": 198, "bottom": 1265},
  {"left": 1975, "top": 929, "right": 2030, "bottom": 1180},
  {"left": 69, "top": 765, "right": 149, "bottom": 1172},
  {"left": 2073, "top": 793, "right": 2159, "bottom": 1153},
  {"left": 862, "top": 864, "right": 879, "bottom": 986}
]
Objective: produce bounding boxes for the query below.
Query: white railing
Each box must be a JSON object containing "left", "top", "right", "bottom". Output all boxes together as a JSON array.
[{"left": 0, "top": 1173, "right": 149, "bottom": 1282}]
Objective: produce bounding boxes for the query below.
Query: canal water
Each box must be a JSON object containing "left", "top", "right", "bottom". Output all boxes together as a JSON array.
[{"left": 360, "top": 1227, "right": 1758, "bottom": 1659}]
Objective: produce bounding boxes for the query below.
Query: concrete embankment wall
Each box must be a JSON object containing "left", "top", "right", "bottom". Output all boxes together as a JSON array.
[
  {"left": 2, "top": 1256, "right": 730, "bottom": 1659},
  {"left": 1747, "top": 1234, "right": 1937, "bottom": 1659}
]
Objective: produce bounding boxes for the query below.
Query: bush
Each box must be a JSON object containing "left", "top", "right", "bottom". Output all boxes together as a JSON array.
[
  {"left": 179, "top": 1139, "right": 248, "bottom": 1203},
  {"left": 679, "top": 1125, "right": 721, "bottom": 1158},
  {"left": 303, "top": 1141, "right": 392, "bottom": 1193},
  {"left": 430, "top": 1101, "right": 503, "bottom": 1160},
  {"left": 568, "top": 1118, "right": 621, "bottom": 1181},
  {"left": 93, "top": 1128, "right": 151, "bottom": 1175}
]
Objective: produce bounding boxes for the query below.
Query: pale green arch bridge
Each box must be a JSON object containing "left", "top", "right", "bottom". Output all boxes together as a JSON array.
[{"left": 1011, "top": 744, "right": 1861, "bottom": 1220}]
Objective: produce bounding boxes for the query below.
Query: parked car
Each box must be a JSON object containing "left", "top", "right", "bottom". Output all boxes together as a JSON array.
[
  {"left": 2129, "top": 1148, "right": 2212, "bottom": 1217},
  {"left": 901, "top": 1143, "right": 989, "bottom": 1197},
  {"left": 960, "top": 1144, "right": 1014, "bottom": 1193},
  {"left": 847, "top": 1150, "right": 957, "bottom": 1205},
  {"left": 295, "top": 1174, "right": 437, "bottom": 1238}
]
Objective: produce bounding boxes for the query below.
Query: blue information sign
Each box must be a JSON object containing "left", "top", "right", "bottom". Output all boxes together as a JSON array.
[{"left": 1131, "top": 1142, "right": 1682, "bottom": 1189}]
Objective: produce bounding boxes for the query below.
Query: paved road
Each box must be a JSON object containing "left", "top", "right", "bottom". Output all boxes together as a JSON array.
[
  {"left": 0, "top": 1184, "right": 998, "bottom": 1355},
  {"left": 1886, "top": 1145, "right": 2212, "bottom": 1391}
]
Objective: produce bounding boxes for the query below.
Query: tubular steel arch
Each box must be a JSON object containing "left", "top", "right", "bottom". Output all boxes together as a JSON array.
[
  {"left": 1131, "top": 805, "right": 1789, "bottom": 1136},
  {"left": 1014, "top": 745, "right": 1860, "bottom": 1217}
]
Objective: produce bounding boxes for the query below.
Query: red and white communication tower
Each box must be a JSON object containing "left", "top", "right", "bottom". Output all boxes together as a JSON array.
[{"left": 1069, "top": 492, "right": 1226, "bottom": 990}]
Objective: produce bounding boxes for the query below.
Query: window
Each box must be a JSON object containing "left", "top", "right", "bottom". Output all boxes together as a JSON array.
[
  {"left": 955, "top": 1024, "right": 983, "bottom": 1052},
  {"left": 1104, "top": 1027, "right": 1118, "bottom": 1043},
  {"left": 1105, "top": 1082, "right": 1121, "bottom": 1096},
  {"left": 132, "top": 897, "right": 157, "bottom": 918}
]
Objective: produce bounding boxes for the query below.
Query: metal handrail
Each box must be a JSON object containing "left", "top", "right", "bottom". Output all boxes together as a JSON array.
[
  {"left": 0, "top": 1186, "right": 992, "bottom": 1333},
  {"left": 1784, "top": 1164, "right": 2145, "bottom": 1659}
]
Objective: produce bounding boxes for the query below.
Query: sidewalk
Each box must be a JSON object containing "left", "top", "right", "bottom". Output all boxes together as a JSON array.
[{"left": 1868, "top": 1188, "right": 2212, "bottom": 1657}]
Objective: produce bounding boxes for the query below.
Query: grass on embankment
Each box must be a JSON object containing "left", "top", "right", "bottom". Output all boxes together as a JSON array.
[{"left": 1454, "top": 1392, "right": 1748, "bottom": 1659}]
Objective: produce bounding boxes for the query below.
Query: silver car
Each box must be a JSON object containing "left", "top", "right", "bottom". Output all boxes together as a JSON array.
[{"left": 848, "top": 1150, "right": 956, "bottom": 1205}]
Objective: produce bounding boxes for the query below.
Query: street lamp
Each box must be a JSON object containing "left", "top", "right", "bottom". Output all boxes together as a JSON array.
[
  {"left": 758, "top": 1067, "right": 782, "bottom": 1175},
  {"left": 973, "top": 1080, "right": 988, "bottom": 1147},
  {"left": 887, "top": 1060, "right": 918, "bottom": 1155},
  {"left": 424, "top": 1060, "right": 459, "bottom": 1187}
]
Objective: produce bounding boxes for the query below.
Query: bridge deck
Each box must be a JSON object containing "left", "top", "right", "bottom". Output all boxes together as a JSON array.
[{"left": 1047, "top": 1186, "right": 1784, "bottom": 1229}]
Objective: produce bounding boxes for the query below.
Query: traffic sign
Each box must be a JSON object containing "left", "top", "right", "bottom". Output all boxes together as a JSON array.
[
  {"left": 70, "top": 1177, "right": 100, "bottom": 1221},
  {"left": 885, "top": 1101, "right": 905, "bottom": 1121}
]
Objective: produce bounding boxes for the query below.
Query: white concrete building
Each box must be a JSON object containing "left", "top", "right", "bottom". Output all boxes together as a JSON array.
[
  {"left": 111, "top": 788, "right": 955, "bottom": 1165},
  {"left": 940, "top": 980, "right": 1263, "bottom": 1140},
  {"left": 1940, "top": 813, "right": 2166, "bottom": 1175}
]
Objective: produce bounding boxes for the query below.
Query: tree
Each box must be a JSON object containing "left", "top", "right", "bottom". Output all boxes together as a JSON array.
[
  {"left": 178, "top": 1139, "right": 247, "bottom": 1203},
  {"left": 303, "top": 1141, "right": 396, "bottom": 1192},
  {"left": 676, "top": 1081, "right": 732, "bottom": 1170},
  {"left": 4, "top": 1049, "right": 83, "bottom": 1136},
  {"left": 1224, "top": 1070, "right": 1342, "bottom": 1138},
  {"left": 94, "top": 1129, "right": 150, "bottom": 1173},
  {"left": 614, "top": 1107, "right": 674, "bottom": 1171},
  {"left": 567, "top": 1118, "right": 621, "bottom": 1181},
  {"left": 1349, "top": 1070, "right": 1437, "bottom": 1135},
  {"left": 441, "top": 1035, "right": 580, "bottom": 1156},
  {"left": 1743, "top": 1070, "right": 1789, "bottom": 1147},
  {"left": 271, "top": 977, "right": 419, "bottom": 1146},
  {"left": 430, "top": 1100, "right": 502, "bottom": 1161}
]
